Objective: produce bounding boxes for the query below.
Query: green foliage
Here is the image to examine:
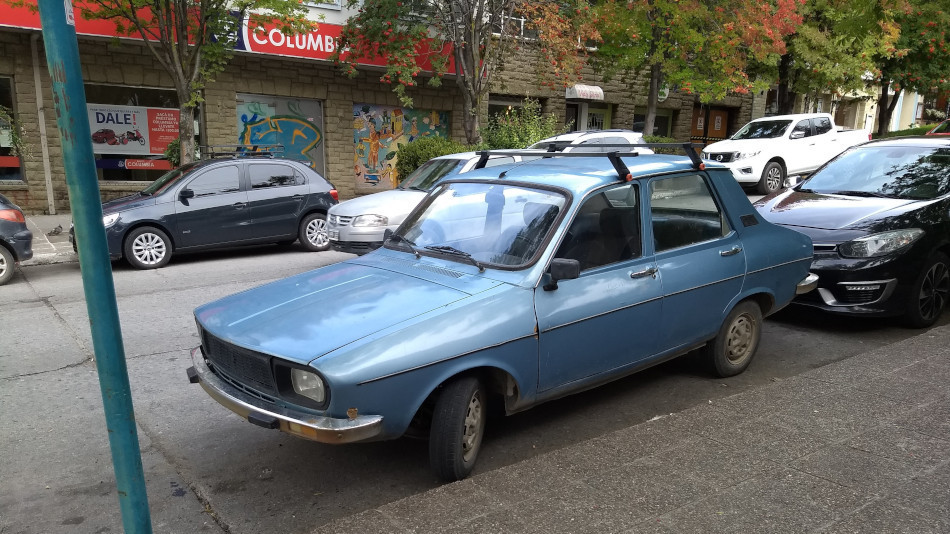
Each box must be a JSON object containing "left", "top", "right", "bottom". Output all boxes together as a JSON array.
[
  {"left": 0, "top": 105, "right": 29, "bottom": 160},
  {"left": 872, "top": 125, "right": 934, "bottom": 139},
  {"left": 480, "top": 99, "right": 567, "bottom": 149},
  {"left": 394, "top": 136, "right": 472, "bottom": 180},
  {"left": 643, "top": 135, "right": 680, "bottom": 154},
  {"left": 163, "top": 137, "right": 181, "bottom": 167}
]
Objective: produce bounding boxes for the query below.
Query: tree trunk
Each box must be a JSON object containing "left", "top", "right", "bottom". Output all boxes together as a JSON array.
[
  {"left": 177, "top": 87, "right": 196, "bottom": 164},
  {"left": 457, "top": 78, "right": 481, "bottom": 145},
  {"left": 777, "top": 53, "right": 797, "bottom": 114},
  {"left": 644, "top": 63, "right": 662, "bottom": 137},
  {"left": 876, "top": 78, "right": 901, "bottom": 137}
]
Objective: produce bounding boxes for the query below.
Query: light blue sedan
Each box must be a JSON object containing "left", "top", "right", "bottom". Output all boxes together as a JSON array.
[{"left": 188, "top": 148, "right": 816, "bottom": 481}]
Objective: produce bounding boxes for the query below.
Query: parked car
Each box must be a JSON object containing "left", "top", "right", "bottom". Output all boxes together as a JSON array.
[
  {"left": 0, "top": 193, "right": 33, "bottom": 285},
  {"left": 528, "top": 129, "right": 654, "bottom": 153},
  {"left": 71, "top": 155, "right": 337, "bottom": 269},
  {"left": 328, "top": 152, "right": 527, "bottom": 255},
  {"left": 91, "top": 128, "right": 118, "bottom": 144},
  {"left": 755, "top": 137, "right": 950, "bottom": 327},
  {"left": 926, "top": 119, "right": 950, "bottom": 136},
  {"left": 702, "top": 113, "right": 871, "bottom": 194},
  {"left": 187, "top": 147, "right": 815, "bottom": 481}
]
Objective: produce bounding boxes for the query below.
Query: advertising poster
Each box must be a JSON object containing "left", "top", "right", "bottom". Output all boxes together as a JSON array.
[
  {"left": 236, "top": 94, "right": 325, "bottom": 174},
  {"left": 352, "top": 104, "right": 450, "bottom": 193},
  {"left": 87, "top": 104, "right": 179, "bottom": 156}
]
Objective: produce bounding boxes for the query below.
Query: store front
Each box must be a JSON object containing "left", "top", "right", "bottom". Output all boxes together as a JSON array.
[{"left": 0, "top": 76, "right": 21, "bottom": 181}]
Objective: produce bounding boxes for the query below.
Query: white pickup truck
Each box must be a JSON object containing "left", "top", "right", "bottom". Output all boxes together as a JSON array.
[{"left": 701, "top": 113, "right": 871, "bottom": 194}]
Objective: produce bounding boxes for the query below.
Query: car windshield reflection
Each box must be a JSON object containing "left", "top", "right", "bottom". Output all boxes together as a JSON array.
[
  {"left": 797, "top": 146, "right": 950, "bottom": 200},
  {"left": 391, "top": 182, "right": 566, "bottom": 268}
]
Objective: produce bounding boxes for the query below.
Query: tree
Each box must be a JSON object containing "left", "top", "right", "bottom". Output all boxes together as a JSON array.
[
  {"left": 74, "top": 0, "right": 315, "bottom": 164},
  {"left": 870, "top": 0, "right": 950, "bottom": 135},
  {"left": 333, "top": 0, "right": 597, "bottom": 145},
  {"left": 591, "top": 0, "right": 804, "bottom": 136}
]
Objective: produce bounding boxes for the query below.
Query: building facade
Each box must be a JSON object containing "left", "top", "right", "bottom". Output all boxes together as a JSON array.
[{"left": 0, "top": 5, "right": 759, "bottom": 214}]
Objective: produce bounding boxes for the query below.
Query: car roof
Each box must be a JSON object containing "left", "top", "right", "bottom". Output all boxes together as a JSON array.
[
  {"left": 860, "top": 136, "right": 950, "bottom": 148},
  {"left": 451, "top": 153, "right": 721, "bottom": 197},
  {"left": 751, "top": 113, "right": 831, "bottom": 122},
  {"left": 533, "top": 130, "right": 644, "bottom": 144}
]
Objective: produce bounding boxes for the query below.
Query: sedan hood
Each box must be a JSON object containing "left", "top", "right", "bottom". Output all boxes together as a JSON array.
[
  {"left": 102, "top": 193, "right": 156, "bottom": 214},
  {"left": 195, "top": 261, "right": 480, "bottom": 365},
  {"left": 755, "top": 189, "right": 918, "bottom": 231},
  {"left": 330, "top": 189, "right": 427, "bottom": 218}
]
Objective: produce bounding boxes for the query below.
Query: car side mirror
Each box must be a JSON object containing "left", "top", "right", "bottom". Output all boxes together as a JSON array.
[
  {"left": 180, "top": 189, "right": 195, "bottom": 200},
  {"left": 790, "top": 131, "right": 805, "bottom": 140},
  {"left": 544, "top": 258, "right": 580, "bottom": 291},
  {"left": 383, "top": 228, "right": 394, "bottom": 242}
]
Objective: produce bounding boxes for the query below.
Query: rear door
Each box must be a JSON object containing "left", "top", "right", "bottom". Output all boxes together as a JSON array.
[
  {"left": 245, "top": 162, "right": 310, "bottom": 239},
  {"left": 174, "top": 164, "right": 249, "bottom": 248}
]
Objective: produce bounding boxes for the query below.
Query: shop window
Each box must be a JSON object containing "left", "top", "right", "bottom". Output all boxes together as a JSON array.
[
  {"left": 0, "top": 76, "right": 23, "bottom": 181},
  {"left": 236, "top": 94, "right": 325, "bottom": 176},
  {"left": 633, "top": 108, "right": 673, "bottom": 137},
  {"left": 488, "top": 96, "right": 525, "bottom": 121}
]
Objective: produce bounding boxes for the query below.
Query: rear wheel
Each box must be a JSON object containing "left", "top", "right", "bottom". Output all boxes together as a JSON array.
[
  {"left": 298, "top": 213, "right": 330, "bottom": 252},
  {"left": 429, "top": 376, "right": 486, "bottom": 482},
  {"left": 703, "top": 300, "right": 762, "bottom": 377},
  {"left": 124, "top": 226, "right": 172, "bottom": 269},
  {"left": 0, "top": 246, "right": 15, "bottom": 285},
  {"left": 904, "top": 253, "right": 950, "bottom": 328},
  {"left": 757, "top": 161, "right": 785, "bottom": 195}
]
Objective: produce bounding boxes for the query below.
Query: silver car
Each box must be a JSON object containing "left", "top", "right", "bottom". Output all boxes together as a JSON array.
[{"left": 328, "top": 152, "right": 524, "bottom": 254}]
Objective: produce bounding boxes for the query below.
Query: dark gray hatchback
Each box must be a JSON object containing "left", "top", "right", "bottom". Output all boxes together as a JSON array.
[
  {"left": 72, "top": 157, "right": 338, "bottom": 269},
  {"left": 0, "top": 192, "right": 33, "bottom": 285}
]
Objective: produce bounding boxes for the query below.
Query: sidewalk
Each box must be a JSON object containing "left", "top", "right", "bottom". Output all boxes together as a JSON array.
[
  {"left": 314, "top": 326, "right": 950, "bottom": 534},
  {"left": 21, "top": 214, "right": 77, "bottom": 266}
]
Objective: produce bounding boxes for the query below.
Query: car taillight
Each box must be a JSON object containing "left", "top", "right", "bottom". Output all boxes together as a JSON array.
[
  {"left": 329, "top": 189, "right": 339, "bottom": 202},
  {"left": 0, "top": 209, "right": 25, "bottom": 223}
]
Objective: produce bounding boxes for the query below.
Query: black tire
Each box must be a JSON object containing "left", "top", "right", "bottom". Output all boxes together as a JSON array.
[
  {"left": 123, "top": 226, "right": 172, "bottom": 269},
  {"left": 0, "top": 245, "right": 15, "bottom": 286},
  {"left": 757, "top": 161, "right": 785, "bottom": 195},
  {"left": 429, "top": 376, "right": 486, "bottom": 482},
  {"left": 298, "top": 213, "right": 330, "bottom": 252},
  {"left": 704, "top": 300, "right": 762, "bottom": 377},
  {"left": 903, "top": 252, "right": 950, "bottom": 328}
]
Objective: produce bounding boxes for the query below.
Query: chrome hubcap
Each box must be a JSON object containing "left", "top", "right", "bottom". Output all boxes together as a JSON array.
[
  {"left": 461, "top": 391, "right": 483, "bottom": 463},
  {"left": 919, "top": 262, "right": 949, "bottom": 322},
  {"left": 306, "top": 218, "right": 328, "bottom": 247},
  {"left": 725, "top": 314, "right": 755, "bottom": 363},
  {"left": 0, "top": 253, "right": 8, "bottom": 276},
  {"left": 132, "top": 233, "right": 166, "bottom": 265},
  {"left": 766, "top": 167, "right": 782, "bottom": 190}
]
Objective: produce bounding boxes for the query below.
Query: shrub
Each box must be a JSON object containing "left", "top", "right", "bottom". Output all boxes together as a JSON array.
[
  {"left": 395, "top": 136, "right": 472, "bottom": 180},
  {"left": 480, "top": 98, "right": 567, "bottom": 149},
  {"left": 872, "top": 125, "right": 933, "bottom": 139},
  {"left": 643, "top": 135, "right": 680, "bottom": 154},
  {"left": 163, "top": 137, "right": 181, "bottom": 167}
]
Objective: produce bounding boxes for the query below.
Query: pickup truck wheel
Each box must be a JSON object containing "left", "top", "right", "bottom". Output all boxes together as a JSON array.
[
  {"left": 704, "top": 301, "right": 762, "bottom": 377},
  {"left": 0, "top": 246, "right": 15, "bottom": 285},
  {"left": 429, "top": 376, "right": 486, "bottom": 482},
  {"left": 124, "top": 226, "right": 172, "bottom": 269},
  {"left": 757, "top": 162, "right": 785, "bottom": 195}
]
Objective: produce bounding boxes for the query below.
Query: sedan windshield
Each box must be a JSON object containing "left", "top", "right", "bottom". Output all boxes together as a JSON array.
[
  {"left": 397, "top": 158, "right": 465, "bottom": 192},
  {"left": 141, "top": 162, "right": 201, "bottom": 195},
  {"left": 731, "top": 120, "right": 792, "bottom": 140},
  {"left": 392, "top": 182, "right": 566, "bottom": 268},
  {"left": 798, "top": 145, "right": 950, "bottom": 200}
]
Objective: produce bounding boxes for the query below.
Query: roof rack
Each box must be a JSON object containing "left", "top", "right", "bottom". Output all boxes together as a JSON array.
[
  {"left": 199, "top": 144, "right": 285, "bottom": 160},
  {"left": 474, "top": 143, "right": 705, "bottom": 181}
]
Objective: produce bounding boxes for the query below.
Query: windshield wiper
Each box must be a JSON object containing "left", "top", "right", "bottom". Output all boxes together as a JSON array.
[
  {"left": 832, "top": 190, "right": 892, "bottom": 198},
  {"left": 424, "top": 245, "right": 485, "bottom": 272},
  {"left": 388, "top": 234, "right": 421, "bottom": 258}
]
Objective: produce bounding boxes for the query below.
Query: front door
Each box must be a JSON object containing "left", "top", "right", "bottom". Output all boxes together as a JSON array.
[
  {"left": 245, "top": 162, "right": 309, "bottom": 240},
  {"left": 536, "top": 183, "right": 664, "bottom": 392},
  {"left": 174, "top": 164, "right": 249, "bottom": 248}
]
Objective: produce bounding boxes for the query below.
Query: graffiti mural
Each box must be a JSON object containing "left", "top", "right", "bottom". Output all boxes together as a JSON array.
[
  {"left": 236, "top": 95, "right": 325, "bottom": 174},
  {"left": 353, "top": 103, "right": 450, "bottom": 193}
]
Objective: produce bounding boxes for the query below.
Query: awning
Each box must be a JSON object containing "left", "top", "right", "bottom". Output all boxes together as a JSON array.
[{"left": 565, "top": 84, "right": 604, "bottom": 101}]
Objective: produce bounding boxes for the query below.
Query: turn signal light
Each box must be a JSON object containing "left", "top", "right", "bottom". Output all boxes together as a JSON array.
[
  {"left": 329, "top": 189, "right": 339, "bottom": 202},
  {"left": 0, "top": 209, "right": 25, "bottom": 223}
]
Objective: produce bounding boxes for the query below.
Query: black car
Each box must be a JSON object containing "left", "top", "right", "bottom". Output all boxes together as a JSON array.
[
  {"left": 0, "top": 192, "right": 33, "bottom": 285},
  {"left": 755, "top": 137, "right": 950, "bottom": 327},
  {"left": 72, "top": 156, "right": 338, "bottom": 269}
]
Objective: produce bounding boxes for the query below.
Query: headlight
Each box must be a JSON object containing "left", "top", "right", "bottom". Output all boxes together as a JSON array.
[
  {"left": 838, "top": 229, "right": 924, "bottom": 258},
  {"left": 352, "top": 214, "right": 389, "bottom": 227},
  {"left": 103, "top": 214, "right": 119, "bottom": 228},
  {"left": 291, "top": 368, "right": 326, "bottom": 404},
  {"left": 733, "top": 150, "right": 761, "bottom": 161}
]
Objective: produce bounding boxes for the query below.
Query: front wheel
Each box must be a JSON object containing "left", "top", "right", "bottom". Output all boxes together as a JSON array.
[
  {"left": 904, "top": 253, "right": 950, "bottom": 328},
  {"left": 429, "top": 376, "right": 486, "bottom": 482},
  {"left": 0, "top": 246, "right": 15, "bottom": 285},
  {"left": 757, "top": 161, "right": 785, "bottom": 195},
  {"left": 298, "top": 213, "right": 330, "bottom": 252},
  {"left": 124, "top": 226, "right": 172, "bottom": 269},
  {"left": 703, "top": 300, "right": 762, "bottom": 377}
]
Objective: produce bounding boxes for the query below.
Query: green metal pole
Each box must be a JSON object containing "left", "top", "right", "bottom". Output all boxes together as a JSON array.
[{"left": 35, "top": 1, "right": 153, "bottom": 532}]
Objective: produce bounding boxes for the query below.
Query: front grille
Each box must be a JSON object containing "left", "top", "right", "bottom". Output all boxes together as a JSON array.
[
  {"left": 201, "top": 329, "right": 278, "bottom": 397},
  {"left": 330, "top": 214, "right": 353, "bottom": 227},
  {"left": 705, "top": 152, "right": 734, "bottom": 163}
]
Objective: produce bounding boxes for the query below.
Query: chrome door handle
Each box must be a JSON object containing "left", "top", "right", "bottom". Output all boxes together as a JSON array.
[
  {"left": 233, "top": 202, "right": 247, "bottom": 209},
  {"left": 720, "top": 246, "right": 742, "bottom": 256},
  {"left": 630, "top": 266, "right": 658, "bottom": 279}
]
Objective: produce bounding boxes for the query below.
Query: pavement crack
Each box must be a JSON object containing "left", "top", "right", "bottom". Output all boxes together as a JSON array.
[{"left": 1, "top": 357, "right": 93, "bottom": 380}]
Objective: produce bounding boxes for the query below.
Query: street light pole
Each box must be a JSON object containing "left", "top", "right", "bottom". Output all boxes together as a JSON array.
[{"left": 35, "top": 0, "right": 153, "bottom": 531}]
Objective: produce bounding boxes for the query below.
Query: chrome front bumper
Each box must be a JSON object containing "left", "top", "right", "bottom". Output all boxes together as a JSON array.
[
  {"left": 797, "top": 273, "right": 819, "bottom": 295},
  {"left": 187, "top": 346, "right": 383, "bottom": 444}
]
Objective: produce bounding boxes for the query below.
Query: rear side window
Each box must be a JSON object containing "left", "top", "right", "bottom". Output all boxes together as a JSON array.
[
  {"left": 248, "top": 163, "right": 299, "bottom": 188},
  {"left": 813, "top": 117, "right": 833, "bottom": 135},
  {"left": 650, "top": 174, "right": 729, "bottom": 252},
  {"left": 187, "top": 166, "right": 241, "bottom": 197}
]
